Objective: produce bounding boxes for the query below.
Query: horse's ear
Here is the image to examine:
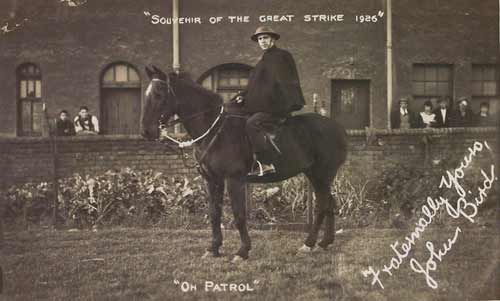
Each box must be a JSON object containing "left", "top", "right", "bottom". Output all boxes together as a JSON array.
[
  {"left": 152, "top": 65, "right": 167, "bottom": 80},
  {"left": 145, "top": 65, "right": 155, "bottom": 80}
]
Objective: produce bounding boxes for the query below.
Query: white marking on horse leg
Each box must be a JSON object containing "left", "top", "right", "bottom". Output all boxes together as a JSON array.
[
  {"left": 298, "top": 244, "right": 313, "bottom": 253},
  {"left": 231, "top": 255, "right": 244, "bottom": 264}
]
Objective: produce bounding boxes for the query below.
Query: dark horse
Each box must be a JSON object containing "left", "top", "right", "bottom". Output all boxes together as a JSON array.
[{"left": 141, "top": 66, "right": 347, "bottom": 262}]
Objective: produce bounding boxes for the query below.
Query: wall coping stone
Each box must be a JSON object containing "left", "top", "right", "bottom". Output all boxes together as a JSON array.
[{"left": 0, "top": 127, "right": 497, "bottom": 144}]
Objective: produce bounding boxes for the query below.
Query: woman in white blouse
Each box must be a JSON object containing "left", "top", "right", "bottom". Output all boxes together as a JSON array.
[{"left": 418, "top": 100, "right": 437, "bottom": 128}]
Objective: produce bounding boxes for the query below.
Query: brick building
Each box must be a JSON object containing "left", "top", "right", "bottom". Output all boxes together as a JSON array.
[
  {"left": 0, "top": 0, "right": 498, "bottom": 136},
  {"left": 0, "top": 0, "right": 498, "bottom": 185}
]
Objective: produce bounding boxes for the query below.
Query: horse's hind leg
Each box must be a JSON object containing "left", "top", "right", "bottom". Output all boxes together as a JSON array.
[
  {"left": 318, "top": 190, "right": 336, "bottom": 249},
  {"left": 304, "top": 168, "right": 338, "bottom": 250},
  {"left": 227, "top": 177, "right": 251, "bottom": 261},
  {"left": 303, "top": 173, "right": 330, "bottom": 249},
  {"left": 204, "top": 178, "right": 225, "bottom": 257}
]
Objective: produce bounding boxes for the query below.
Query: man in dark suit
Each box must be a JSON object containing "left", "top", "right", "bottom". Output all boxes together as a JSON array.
[
  {"left": 433, "top": 96, "right": 452, "bottom": 128},
  {"left": 391, "top": 97, "right": 418, "bottom": 129},
  {"left": 237, "top": 26, "right": 305, "bottom": 176}
]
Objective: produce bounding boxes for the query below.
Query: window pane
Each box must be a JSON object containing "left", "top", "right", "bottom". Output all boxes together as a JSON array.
[
  {"left": 437, "top": 66, "right": 451, "bottom": 81},
  {"left": 218, "top": 78, "right": 229, "bottom": 87},
  {"left": 22, "top": 101, "right": 32, "bottom": 132},
  {"left": 228, "top": 92, "right": 238, "bottom": 100},
  {"left": 425, "top": 67, "right": 437, "bottom": 81},
  {"left": 221, "top": 70, "right": 233, "bottom": 79},
  {"left": 32, "top": 102, "right": 43, "bottom": 132},
  {"left": 412, "top": 82, "right": 425, "bottom": 95},
  {"left": 221, "top": 92, "right": 236, "bottom": 102},
  {"left": 35, "top": 80, "right": 42, "bottom": 98},
  {"left": 340, "top": 88, "right": 355, "bottom": 113},
  {"left": 240, "top": 78, "right": 248, "bottom": 87},
  {"left": 472, "top": 82, "right": 483, "bottom": 96},
  {"left": 128, "top": 67, "right": 140, "bottom": 82},
  {"left": 103, "top": 68, "right": 114, "bottom": 82},
  {"left": 20, "top": 80, "right": 27, "bottom": 98},
  {"left": 472, "top": 66, "right": 483, "bottom": 81},
  {"left": 27, "top": 80, "right": 35, "bottom": 97},
  {"left": 229, "top": 77, "right": 239, "bottom": 86},
  {"left": 483, "top": 67, "right": 496, "bottom": 81},
  {"left": 115, "top": 65, "right": 127, "bottom": 82},
  {"left": 425, "top": 82, "right": 437, "bottom": 95},
  {"left": 437, "top": 82, "right": 450, "bottom": 95},
  {"left": 413, "top": 66, "right": 425, "bottom": 81},
  {"left": 201, "top": 76, "right": 212, "bottom": 90},
  {"left": 484, "top": 82, "right": 497, "bottom": 96},
  {"left": 489, "top": 98, "right": 499, "bottom": 114}
]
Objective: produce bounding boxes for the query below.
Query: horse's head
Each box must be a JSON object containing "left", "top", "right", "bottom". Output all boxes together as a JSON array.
[{"left": 141, "top": 65, "right": 177, "bottom": 140}]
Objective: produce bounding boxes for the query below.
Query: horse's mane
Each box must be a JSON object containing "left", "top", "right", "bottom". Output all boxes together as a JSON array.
[{"left": 170, "top": 72, "right": 223, "bottom": 106}]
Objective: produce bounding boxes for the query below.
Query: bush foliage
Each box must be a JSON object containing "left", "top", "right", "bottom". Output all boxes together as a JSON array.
[{"left": 1, "top": 159, "right": 497, "bottom": 230}]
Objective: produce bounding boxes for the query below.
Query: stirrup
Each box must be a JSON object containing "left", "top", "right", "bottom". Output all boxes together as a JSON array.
[{"left": 248, "top": 160, "right": 275, "bottom": 176}]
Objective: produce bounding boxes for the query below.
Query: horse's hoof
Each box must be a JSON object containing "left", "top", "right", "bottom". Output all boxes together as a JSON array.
[
  {"left": 318, "top": 242, "right": 332, "bottom": 250},
  {"left": 298, "top": 244, "right": 313, "bottom": 253},
  {"left": 231, "top": 255, "right": 245, "bottom": 264}
]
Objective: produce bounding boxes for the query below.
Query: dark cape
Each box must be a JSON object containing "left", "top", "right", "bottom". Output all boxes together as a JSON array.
[{"left": 242, "top": 46, "right": 305, "bottom": 115}]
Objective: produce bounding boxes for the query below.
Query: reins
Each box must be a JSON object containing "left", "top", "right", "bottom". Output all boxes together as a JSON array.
[
  {"left": 151, "top": 77, "right": 227, "bottom": 169},
  {"left": 160, "top": 105, "right": 224, "bottom": 149}
]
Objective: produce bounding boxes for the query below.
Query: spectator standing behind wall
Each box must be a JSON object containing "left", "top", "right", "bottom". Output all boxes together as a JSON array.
[
  {"left": 74, "top": 106, "right": 99, "bottom": 135},
  {"left": 391, "top": 97, "right": 418, "bottom": 129},
  {"left": 416, "top": 100, "right": 437, "bottom": 128},
  {"left": 433, "top": 96, "right": 452, "bottom": 128},
  {"left": 451, "top": 97, "right": 475, "bottom": 127},
  {"left": 55, "top": 110, "right": 76, "bottom": 136},
  {"left": 475, "top": 102, "right": 498, "bottom": 127}
]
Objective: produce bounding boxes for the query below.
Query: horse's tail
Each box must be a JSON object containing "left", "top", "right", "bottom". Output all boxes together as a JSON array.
[{"left": 333, "top": 119, "right": 348, "bottom": 166}]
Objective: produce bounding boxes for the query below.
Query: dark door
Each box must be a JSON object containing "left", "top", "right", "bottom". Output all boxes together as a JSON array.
[
  {"left": 331, "top": 80, "right": 370, "bottom": 129},
  {"left": 101, "top": 88, "right": 141, "bottom": 135}
]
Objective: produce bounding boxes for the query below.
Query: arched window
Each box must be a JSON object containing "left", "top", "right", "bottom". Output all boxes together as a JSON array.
[
  {"left": 198, "top": 63, "right": 252, "bottom": 102},
  {"left": 100, "top": 63, "right": 141, "bottom": 135},
  {"left": 17, "top": 63, "right": 42, "bottom": 136}
]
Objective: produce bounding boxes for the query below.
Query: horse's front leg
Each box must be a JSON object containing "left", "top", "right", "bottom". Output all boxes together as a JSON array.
[
  {"left": 203, "top": 178, "right": 225, "bottom": 258},
  {"left": 227, "top": 177, "right": 251, "bottom": 262}
]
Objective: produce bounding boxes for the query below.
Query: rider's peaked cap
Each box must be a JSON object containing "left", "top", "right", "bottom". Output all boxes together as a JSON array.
[{"left": 251, "top": 26, "right": 280, "bottom": 42}]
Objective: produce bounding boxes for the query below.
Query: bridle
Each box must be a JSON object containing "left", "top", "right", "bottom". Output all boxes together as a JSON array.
[
  {"left": 151, "top": 77, "right": 224, "bottom": 149},
  {"left": 149, "top": 76, "right": 227, "bottom": 171}
]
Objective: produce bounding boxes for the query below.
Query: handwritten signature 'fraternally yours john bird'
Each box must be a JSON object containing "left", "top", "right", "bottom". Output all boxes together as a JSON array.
[{"left": 362, "top": 141, "right": 497, "bottom": 290}]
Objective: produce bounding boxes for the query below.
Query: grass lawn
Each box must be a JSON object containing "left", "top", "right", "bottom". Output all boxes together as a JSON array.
[{"left": 1, "top": 224, "right": 498, "bottom": 300}]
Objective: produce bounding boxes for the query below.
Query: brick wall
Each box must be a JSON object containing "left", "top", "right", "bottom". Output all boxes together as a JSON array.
[
  {"left": 342, "top": 128, "right": 498, "bottom": 181},
  {"left": 0, "top": 128, "right": 497, "bottom": 187}
]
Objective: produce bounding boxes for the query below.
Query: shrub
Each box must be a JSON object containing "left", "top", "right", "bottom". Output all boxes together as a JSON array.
[
  {"left": 2, "top": 168, "right": 209, "bottom": 229},
  {"left": 2, "top": 160, "right": 496, "bottom": 230}
]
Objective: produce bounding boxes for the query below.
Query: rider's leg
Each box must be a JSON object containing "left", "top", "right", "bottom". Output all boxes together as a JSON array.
[{"left": 246, "top": 113, "right": 277, "bottom": 175}]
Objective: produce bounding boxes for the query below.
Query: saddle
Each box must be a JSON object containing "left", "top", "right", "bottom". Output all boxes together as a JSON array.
[
  {"left": 261, "top": 119, "right": 286, "bottom": 156},
  {"left": 224, "top": 101, "right": 312, "bottom": 170}
]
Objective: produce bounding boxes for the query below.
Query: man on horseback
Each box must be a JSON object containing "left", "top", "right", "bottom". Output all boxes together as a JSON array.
[{"left": 236, "top": 26, "right": 306, "bottom": 176}]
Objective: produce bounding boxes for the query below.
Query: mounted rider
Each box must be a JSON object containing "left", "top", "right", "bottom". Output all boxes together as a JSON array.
[{"left": 236, "top": 26, "right": 306, "bottom": 176}]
